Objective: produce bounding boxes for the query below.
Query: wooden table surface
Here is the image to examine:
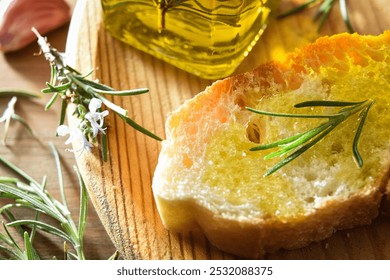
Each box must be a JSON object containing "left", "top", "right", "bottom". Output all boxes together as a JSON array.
[
  {"left": 0, "top": 24, "right": 116, "bottom": 260},
  {"left": 1, "top": 0, "right": 389, "bottom": 260}
]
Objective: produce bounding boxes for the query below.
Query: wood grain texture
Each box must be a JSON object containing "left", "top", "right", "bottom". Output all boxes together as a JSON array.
[{"left": 66, "top": 0, "right": 390, "bottom": 260}]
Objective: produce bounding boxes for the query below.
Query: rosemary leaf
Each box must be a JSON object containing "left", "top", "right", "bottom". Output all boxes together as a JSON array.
[
  {"left": 101, "top": 132, "right": 108, "bottom": 162},
  {"left": 0, "top": 177, "right": 18, "bottom": 184},
  {"left": 316, "top": 0, "right": 334, "bottom": 17},
  {"left": 73, "top": 75, "right": 147, "bottom": 95},
  {"left": 0, "top": 243, "right": 19, "bottom": 260},
  {"left": 63, "top": 241, "right": 67, "bottom": 260},
  {"left": 264, "top": 124, "right": 335, "bottom": 176},
  {"left": 0, "top": 89, "right": 39, "bottom": 99},
  {"left": 316, "top": 0, "right": 335, "bottom": 32},
  {"left": 0, "top": 183, "right": 63, "bottom": 222},
  {"left": 339, "top": 0, "right": 354, "bottom": 33},
  {"left": 74, "top": 166, "right": 88, "bottom": 241},
  {"left": 0, "top": 230, "right": 13, "bottom": 246},
  {"left": 73, "top": 77, "right": 115, "bottom": 91},
  {"left": 294, "top": 100, "right": 364, "bottom": 108},
  {"left": 42, "top": 81, "right": 71, "bottom": 93},
  {"left": 66, "top": 74, "right": 95, "bottom": 96},
  {"left": 1, "top": 209, "right": 24, "bottom": 238},
  {"left": 93, "top": 87, "right": 149, "bottom": 96},
  {"left": 65, "top": 65, "right": 82, "bottom": 76},
  {"left": 352, "top": 101, "right": 374, "bottom": 167},
  {"left": 2, "top": 112, "right": 11, "bottom": 145},
  {"left": 11, "top": 114, "right": 33, "bottom": 136},
  {"left": 45, "top": 92, "right": 59, "bottom": 111},
  {"left": 264, "top": 123, "right": 331, "bottom": 160},
  {"left": 0, "top": 201, "right": 45, "bottom": 215},
  {"left": 8, "top": 220, "right": 73, "bottom": 245},
  {"left": 94, "top": 94, "right": 128, "bottom": 117},
  {"left": 49, "top": 64, "right": 57, "bottom": 86},
  {"left": 59, "top": 98, "right": 67, "bottom": 127},
  {"left": 1, "top": 199, "right": 25, "bottom": 211},
  {"left": 66, "top": 251, "right": 79, "bottom": 260},
  {"left": 250, "top": 131, "right": 305, "bottom": 151},
  {"left": 77, "top": 68, "right": 95, "bottom": 79},
  {"left": 23, "top": 232, "right": 40, "bottom": 260},
  {"left": 29, "top": 211, "right": 41, "bottom": 244},
  {"left": 49, "top": 143, "right": 67, "bottom": 208},
  {"left": 119, "top": 114, "right": 163, "bottom": 141},
  {"left": 0, "top": 203, "right": 18, "bottom": 213},
  {"left": 1, "top": 222, "right": 23, "bottom": 255}
]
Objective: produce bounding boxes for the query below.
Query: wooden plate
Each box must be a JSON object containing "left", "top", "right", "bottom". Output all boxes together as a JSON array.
[{"left": 65, "top": 0, "right": 390, "bottom": 259}]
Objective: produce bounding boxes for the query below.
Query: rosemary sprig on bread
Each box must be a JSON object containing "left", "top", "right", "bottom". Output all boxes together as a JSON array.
[
  {"left": 248, "top": 99, "right": 374, "bottom": 176},
  {"left": 152, "top": 31, "right": 390, "bottom": 258}
]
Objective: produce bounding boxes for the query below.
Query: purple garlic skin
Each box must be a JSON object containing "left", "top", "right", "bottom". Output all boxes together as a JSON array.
[{"left": 0, "top": 0, "right": 71, "bottom": 52}]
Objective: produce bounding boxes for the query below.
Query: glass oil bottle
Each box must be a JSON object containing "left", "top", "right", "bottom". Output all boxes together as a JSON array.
[{"left": 101, "top": 0, "right": 272, "bottom": 79}]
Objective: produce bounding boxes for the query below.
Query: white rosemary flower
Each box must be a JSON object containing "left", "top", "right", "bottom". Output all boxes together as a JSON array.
[
  {"left": 0, "top": 96, "right": 17, "bottom": 123},
  {"left": 85, "top": 98, "right": 109, "bottom": 138},
  {"left": 57, "top": 124, "right": 93, "bottom": 154},
  {"left": 0, "top": 97, "right": 17, "bottom": 144}
]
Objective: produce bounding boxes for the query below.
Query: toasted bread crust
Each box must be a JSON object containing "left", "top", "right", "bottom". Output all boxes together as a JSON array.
[
  {"left": 153, "top": 32, "right": 390, "bottom": 258},
  {"left": 198, "top": 165, "right": 389, "bottom": 258}
]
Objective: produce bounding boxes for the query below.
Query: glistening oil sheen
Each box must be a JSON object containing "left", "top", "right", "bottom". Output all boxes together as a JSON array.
[{"left": 101, "top": 0, "right": 271, "bottom": 79}]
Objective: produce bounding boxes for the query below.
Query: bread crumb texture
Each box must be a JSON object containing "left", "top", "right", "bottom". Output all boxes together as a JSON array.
[{"left": 152, "top": 32, "right": 390, "bottom": 256}]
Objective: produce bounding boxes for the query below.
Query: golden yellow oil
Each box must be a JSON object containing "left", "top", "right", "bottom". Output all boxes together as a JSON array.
[
  {"left": 201, "top": 51, "right": 390, "bottom": 218},
  {"left": 101, "top": 0, "right": 272, "bottom": 79}
]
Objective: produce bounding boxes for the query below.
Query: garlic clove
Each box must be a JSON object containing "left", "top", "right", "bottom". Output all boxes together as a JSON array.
[{"left": 0, "top": 0, "right": 72, "bottom": 53}]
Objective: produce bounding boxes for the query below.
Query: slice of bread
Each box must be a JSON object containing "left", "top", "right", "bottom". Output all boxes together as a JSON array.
[{"left": 152, "top": 31, "right": 390, "bottom": 258}]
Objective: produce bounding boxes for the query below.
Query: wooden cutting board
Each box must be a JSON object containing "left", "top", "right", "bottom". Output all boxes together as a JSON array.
[{"left": 65, "top": 0, "right": 390, "bottom": 259}]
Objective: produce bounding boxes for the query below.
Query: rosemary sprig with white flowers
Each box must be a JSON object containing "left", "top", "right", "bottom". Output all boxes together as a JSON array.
[
  {"left": 247, "top": 99, "right": 374, "bottom": 177},
  {"left": 32, "top": 28, "right": 162, "bottom": 159},
  {"left": 0, "top": 94, "right": 35, "bottom": 145},
  {"left": 0, "top": 144, "right": 88, "bottom": 260},
  {"left": 278, "top": 0, "right": 354, "bottom": 33}
]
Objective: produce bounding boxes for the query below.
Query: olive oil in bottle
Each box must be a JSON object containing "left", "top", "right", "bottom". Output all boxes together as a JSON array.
[{"left": 101, "top": 0, "right": 271, "bottom": 79}]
